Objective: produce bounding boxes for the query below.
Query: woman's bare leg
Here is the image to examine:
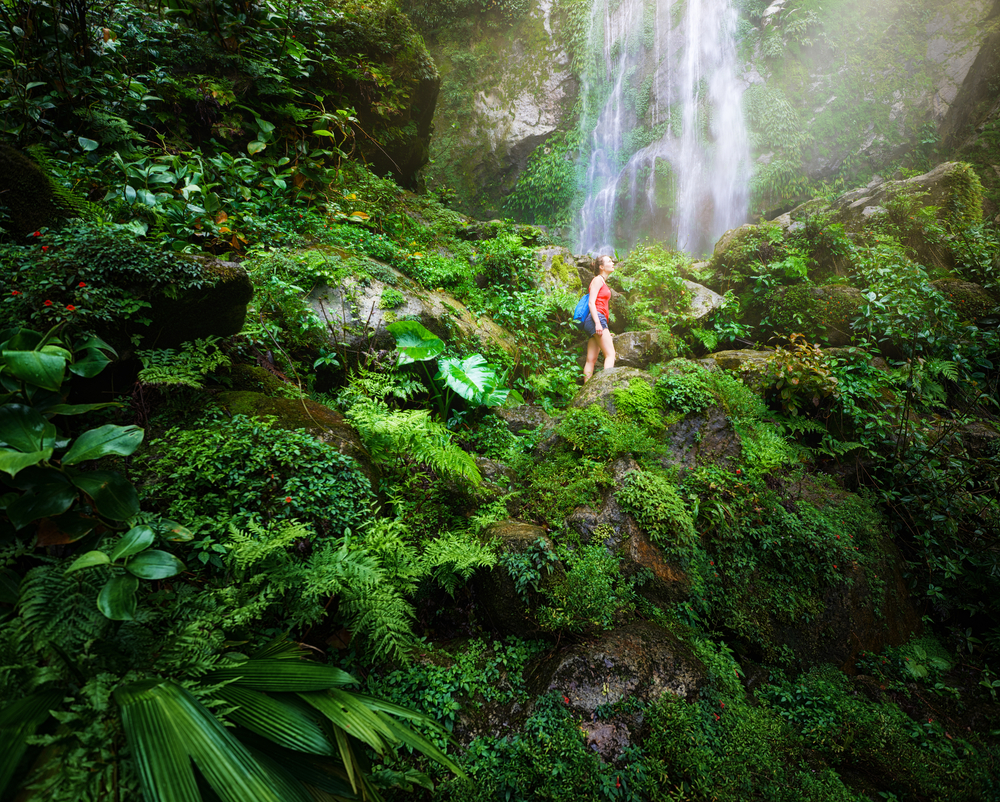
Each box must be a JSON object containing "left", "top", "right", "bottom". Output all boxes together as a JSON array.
[
  {"left": 599, "top": 329, "right": 616, "bottom": 371},
  {"left": 584, "top": 336, "right": 600, "bottom": 382}
]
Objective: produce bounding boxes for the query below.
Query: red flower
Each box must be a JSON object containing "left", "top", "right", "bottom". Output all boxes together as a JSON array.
[
  {"left": 41, "top": 245, "right": 49, "bottom": 252},
  {"left": 78, "top": 281, "right": 87, "bottom": 288},
  {"left": 735, "top": 468, "right": 742, "bottom": 476},
  {"left": 66, "top": 304, "right": 76, "bottom": 312},
  {"left": 616, "top": 777, "right": 621, "bottom": 789},
  {"left": 32, "top": 231, "right": 41, "bottom": 238},
  {"left": 43, "top": 300, "right": 52, "bottom": 307},
  {"left": 285, "top": 496, "right": 292, "bottom": 503},
  {"left": 10, "top": 290, "right": 20, "bottom": 296},
  {"left": 562, "top": 695, "right": 569, "bottom": 704}
]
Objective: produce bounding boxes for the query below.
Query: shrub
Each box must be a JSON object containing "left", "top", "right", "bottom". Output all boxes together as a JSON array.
[{"left": 138, "top": 414, "right": 373, "bottom": 537}]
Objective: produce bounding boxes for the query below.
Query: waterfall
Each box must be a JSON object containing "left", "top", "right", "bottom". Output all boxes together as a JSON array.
[{"left": 576, "top": 0, "right": 751, "bottom": 257}]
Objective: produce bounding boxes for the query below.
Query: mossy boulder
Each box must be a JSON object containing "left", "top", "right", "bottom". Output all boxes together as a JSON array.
[
  {"left": 0, "top": 144, "right": 96, "bottom": 236},
  {"left": 662, "top": 405, "right": 743, "bottom": 471},
  {"left": 306, "top": 258, "right": 515, "bottom": 359},
  {"left": 566, "top": 457, "right": 690, "bottom": 608},
  {"left": 611, "top": 331, "right": 679, "bottom": 369},
  {"left": 534, "top": 246, "right": 581, "bottom": 295},
  {"left": 213, "top": 390, "right": 371, "bottom": 478},
  {"left": 699, "top": 350, "right": 774, "bottom": 389},
  {"left": 529, "top": 621, "right": 706, "bottom": 759},
  {"left": 571, "top": 367, "right": 654, "bottom": 415},
  {"left": 931, "top": 278, "right": 1000, "bottom": 319},
  {"left": 753, "top": 284, "right": 864, "bottom": 346},
  {"left": 145, "top": 255, "right": 253, "bottom": 348},
  {"left": 472, "top": 521, "right": 564, "bottom": 637}
]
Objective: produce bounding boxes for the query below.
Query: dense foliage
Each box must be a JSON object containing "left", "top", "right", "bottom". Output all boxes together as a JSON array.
[{"left": 2, "top": 0, "right": 1000, "bottom": 800}]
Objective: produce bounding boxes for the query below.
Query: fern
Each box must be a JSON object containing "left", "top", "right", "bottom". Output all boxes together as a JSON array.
[
  {"left": 420, "top": 530, "right": 496, "bottom": 597},
  {"left": 18, "top": 561, "right": 112, "bottom": 657},
  {"left": 347, "top": 399, "right": 481, "bottom": 486},
  {"left": 137, "top": 336, "right": 231, "bottom": 388},
  {"left": 225, "top": 520, "right": 417, "bottom": 661}
]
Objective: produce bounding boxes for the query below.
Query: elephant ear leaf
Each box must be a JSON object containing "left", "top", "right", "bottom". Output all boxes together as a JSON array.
[
  {"left": 387, "top": 321, "right": 444, "bottom": 366},
  {"left": 436, "top": 355, "right": 507, "bottom": 406}
]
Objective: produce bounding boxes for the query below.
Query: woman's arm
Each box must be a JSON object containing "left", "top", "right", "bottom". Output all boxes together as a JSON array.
[{"left": 588, "top": 275, "right": 605, "bottom": 333}]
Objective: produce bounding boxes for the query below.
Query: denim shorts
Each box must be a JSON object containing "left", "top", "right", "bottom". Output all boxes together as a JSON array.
[{"left": 582, "top": 313, "right": 608, "bottom": 337}]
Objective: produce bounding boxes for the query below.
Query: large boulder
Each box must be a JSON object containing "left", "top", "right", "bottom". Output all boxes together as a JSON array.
[
  {"left": 306, "top": 259, "right": 515, "bottom": 358},
  {"left": 213, "top": 391, "right": 371, "bottom": 476},
  {"left": 472, "top": 521, "right": 564, "bottom": 637},
  {"left": 566, "top": 458, "right": 690, "bottom": 608},
  {"left": 529, "top": 622, "right": 707, "bottom": 760},
  {"left": 0, "top": 145, "right": 97, "bottom": 236},
  {"left": 571, "top": 367, "right": 655, "bottom": 415},
  {"left": 146, "top": 255, "right": 253, "bottom": 348}
]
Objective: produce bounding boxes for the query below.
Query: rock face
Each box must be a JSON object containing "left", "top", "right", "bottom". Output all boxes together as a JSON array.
[
  {"left": 416, "top": 0, "right": 578, "bottom": 217},
  {"left": 754, "top": 0, "right": 995, "bottom": 189},
  {"left": 472, "top": 521, "right": 562, "bottom": 637},
  {"left": 306, "top": 258, "right": 515, "bottom": 358},
  {"left": 146, "top": 256, "right": 253, "bottom": 348},
  {"left": 530, "top": 622, "right": 706, "bottom": 759}
]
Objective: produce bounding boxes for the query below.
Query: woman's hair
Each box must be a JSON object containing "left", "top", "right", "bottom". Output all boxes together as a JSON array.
[{"left": 592, "top": 254, "right": 610, "bottom": 275}]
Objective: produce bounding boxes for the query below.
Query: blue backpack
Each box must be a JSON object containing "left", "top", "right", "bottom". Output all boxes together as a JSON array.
[{"left": 572, "top": 293, "right": 590, "bottom": 326}]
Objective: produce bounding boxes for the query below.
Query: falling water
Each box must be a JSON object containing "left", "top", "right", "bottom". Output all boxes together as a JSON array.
[{"left": 576, "top": 0, "right": 751, "bottom": 257}]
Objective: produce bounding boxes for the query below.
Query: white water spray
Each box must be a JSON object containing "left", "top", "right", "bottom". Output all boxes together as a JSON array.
[{"left": 576, "top": 0, "right": 751, "bottom": 257}]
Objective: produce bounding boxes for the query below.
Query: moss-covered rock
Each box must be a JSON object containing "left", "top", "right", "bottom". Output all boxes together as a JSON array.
[
  {"left": 213, "top": 390, "right": 371, "bottom": 477},
  {"left": 0, "top": 144, "right": 96, "bottom": 236},
  {"left": 145, "top": 255, "right": 253, "bottom": 348},
  {"left": 931, "top": 278, "right": 1000, "bottom": 319},
  {"left": 306, "top": 257, "right": 515, "bottom": 358},
  {"left": 472, "top": 521, "right": 564, "bottom": 637},
  {"left": 756, "top": 284, "right": 864, "bottom": 346}
]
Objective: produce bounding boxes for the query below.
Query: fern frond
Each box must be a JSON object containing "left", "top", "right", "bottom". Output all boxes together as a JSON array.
[
  {"left": 347, "top": 400, "right": 481, "bottom": 486},
  {"left": 19, "top": 561, "right": 111, "bottom": 656},
  {"left": 340, "top": 582, "right": 415, "bottom": 663},
  {"left": 421, "top": 530, "right": 496, "bottom": 597},
  {"left": 137, "top": 336, "right": 231, "bottom": 388}
]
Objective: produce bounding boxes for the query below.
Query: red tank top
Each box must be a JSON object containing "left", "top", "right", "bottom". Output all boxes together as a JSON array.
[{"left": 594, "top": 280, "right": 611, "bottom": 319}]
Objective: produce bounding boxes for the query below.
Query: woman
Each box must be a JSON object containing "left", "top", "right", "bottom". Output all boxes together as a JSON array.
[{"left": 583, "top": 254, "right": 616, "bottom": 382}]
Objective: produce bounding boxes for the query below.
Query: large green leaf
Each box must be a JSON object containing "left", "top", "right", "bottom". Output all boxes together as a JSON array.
[
  {"left": 69, "top": 351, "right": 112, "bottom": 378},
  {"left": 204, "top": 659, "right": 355, "bottom": 692},
  {"left": 111, "top": 525, "right": 155, "bottom": 561},
  {"left": 435, "top": 354, "right": 495, "bottom": 403},
  {"left": 62, "top": 424, "right": 144, "bottom": 465},
  {"left": 70, "top": 470, "right": 140, "bottom": 520},
  {"left": 0, "top": 404, "right": 55, "bottom": 451},
  {"left": 0, "top": 689, "right": 63, "bottom": 796},
  {"left": 299, "top": 689, "right": 396, "bottom": 755},
  {"left": 216, "top": 686, "right": 331, "bottom": 755},
  {"left": 65, "top": 550, "right": 111, "bottom": 573},
  {"left": 5, "top": 479, "right": 77, "bottom": 529},
  {"left": 2, "top": 350, "right": 66, "bottom": 391},
  {"left": 98, "top": 573, "right": 139, "bottom": 620},
  {"left": 42, "top": 402, "right": 119, "bottom": 416},
  {"left": 125, "top": 549, "right": 185, "bottom": 580},
  {"left": 0, "top": 447, "right": 52, "bottom": 479},
  {"left": 116, "top": 679, "right": 287, "bottom": 802},
  {"left": 386, "top": 321, "right": 444, "bottom": 366}
]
